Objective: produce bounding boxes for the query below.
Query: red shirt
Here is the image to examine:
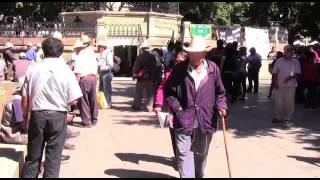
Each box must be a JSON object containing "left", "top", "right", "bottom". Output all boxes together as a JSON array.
[{"left": 302, "top": 60, "right": 317, "bottom": 82}]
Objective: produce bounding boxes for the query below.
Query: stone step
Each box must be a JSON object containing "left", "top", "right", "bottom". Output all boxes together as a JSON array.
[{"left": 0, "top": 143, "right": 27, "bottom": 178}]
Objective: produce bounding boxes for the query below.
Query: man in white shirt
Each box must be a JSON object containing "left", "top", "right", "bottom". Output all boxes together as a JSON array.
[
  {"left": 272, "top": 45, "right": 301, "bottom": 124},
  {"left": 97, "top": 41, "right": 113, "bottom": 108},
  {"left": 21, "top": 37, "right": 83, "bottom": 178},
  {"left": 73, "top": 35, "right": 99, "bottom": 127}
]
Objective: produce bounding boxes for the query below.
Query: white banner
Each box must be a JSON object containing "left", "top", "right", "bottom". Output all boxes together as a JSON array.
[{"left": 245, "top": 27, "right": 270, "bottom": 59}]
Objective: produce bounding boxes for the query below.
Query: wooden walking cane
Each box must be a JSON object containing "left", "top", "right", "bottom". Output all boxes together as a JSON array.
[{"left": 221, "top": 116, "right": 232, "bottom": 178}]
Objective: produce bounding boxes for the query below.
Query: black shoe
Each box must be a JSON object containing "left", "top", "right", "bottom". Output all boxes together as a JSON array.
[
  {"left": 82, "top": 123, "right": 93, "bottom": 128},
  {"left": 272, "top": 118, "right": 283, "bottom": 123},
  {"left": 92, "top": 121, "right": 97, "bottom": 126},
  {"left": 61, "top": 155, "right": 71, "bottom": 161},
  {"left": 66, "top": 131, "right": 80, "bottom": 139},
  {"left": 64, "top": 142, "right": 75, "bottom": 150},
  {"left": 131, "top": 105, "right": 141, "bottom": 111},
  {"left": 283, "top": 120, "right": 290, "bottom": 124}
]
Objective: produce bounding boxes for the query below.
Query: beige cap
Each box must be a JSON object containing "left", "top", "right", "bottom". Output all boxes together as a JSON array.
[
  {"left": 96, "top": 40, "right": 108, "bottom": 47},
  {"left": 73, "top": 40, "right": 86, "bottom": 49},
  {"left": 53, "top": 31, "right": 63, "bottom": 39},
  {"left": 80, "top": 34, "right": 91, "bottom": 44},
  {"left": 4, "top": 42, "right": 14, "bottom": 49},
  {"left": 140, "top": 40, "right": 149, "bottom": 48}
]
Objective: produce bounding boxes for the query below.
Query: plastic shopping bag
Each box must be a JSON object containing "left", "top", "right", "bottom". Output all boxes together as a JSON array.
[
  {"left": 157, "top": 112, "right": 173, "bottom": 128},
  {"left": 97, "top": 91, "right": 108, "bottom": 109}
]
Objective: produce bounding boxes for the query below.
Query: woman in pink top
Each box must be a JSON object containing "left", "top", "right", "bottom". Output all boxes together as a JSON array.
[{"left": 153, "top": 45, "right": 187, "bottom": 169}]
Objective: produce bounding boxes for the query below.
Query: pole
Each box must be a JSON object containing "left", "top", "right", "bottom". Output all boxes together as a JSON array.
[{"left": 221, "top": 116, "right": 232, "bottom": 178}]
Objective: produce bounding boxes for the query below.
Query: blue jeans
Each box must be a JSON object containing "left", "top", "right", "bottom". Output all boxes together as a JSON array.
[{"left": 99, "top": 70, "right": 113, "bottom": 107}]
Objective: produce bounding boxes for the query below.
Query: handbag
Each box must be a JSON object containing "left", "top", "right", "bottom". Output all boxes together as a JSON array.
[{"left": 97, "top": 91, "right": 108, "bottom": 109}]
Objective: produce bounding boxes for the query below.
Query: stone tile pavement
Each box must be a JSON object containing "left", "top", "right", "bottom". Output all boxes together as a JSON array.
[{"left": 60, "top": 78, "right": 320, "bottom": 178}]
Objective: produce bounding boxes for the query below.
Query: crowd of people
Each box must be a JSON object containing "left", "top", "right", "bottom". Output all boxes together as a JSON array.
[
  {"left": 0, "top": 33, "right": 119, "bottom": 177},
  {"left": 0, "top": 31, "right": 319, "bottom": 178}
]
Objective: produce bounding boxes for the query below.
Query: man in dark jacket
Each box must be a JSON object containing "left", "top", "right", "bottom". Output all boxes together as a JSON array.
[
  {"left": 3, "top": 42, "right": 17, "bottom": 80},
  {"left": 164, "top": 36, "right": 228, "bottom": 178},
  {"left": 132, "top": 40, "right": 158, "bottom": 112}
]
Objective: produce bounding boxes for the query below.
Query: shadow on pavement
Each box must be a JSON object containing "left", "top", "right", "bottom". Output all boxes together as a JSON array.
[
  {"left": 287, "top": 155, "right": 320, "bottom": 167},
  {"left": 114, "top": 153, "right": 174, "bottom": 168},
  {"left": 104, "top": 169, "right": 176, "bottom": 178},
  {"left": 225, "top": 83, "right": 320, "bottom": 157},
  {"left": 113, "top": 119, "right": 159, "bottom": 128},
  {"left": 0, "top": 148, "right": 23, "bottom": 162}
]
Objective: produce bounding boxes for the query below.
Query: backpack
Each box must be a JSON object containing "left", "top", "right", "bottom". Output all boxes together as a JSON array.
[{"left": 112, "top": 55, "right": 121, "bottom": 73}]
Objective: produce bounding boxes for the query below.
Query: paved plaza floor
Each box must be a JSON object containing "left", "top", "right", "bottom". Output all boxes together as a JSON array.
[{"left": 59, "top": 79, "right": 320, "bottom": 178}]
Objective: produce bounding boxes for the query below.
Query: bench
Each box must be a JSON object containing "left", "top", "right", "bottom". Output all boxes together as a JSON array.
[{"left": 0, "top": 143, "right": 27, "bottom": 178}]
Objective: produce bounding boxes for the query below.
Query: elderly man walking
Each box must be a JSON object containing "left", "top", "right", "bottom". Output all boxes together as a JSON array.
[
  {"left": 21, "top": 37, "right": 82, "bottom": 178},
  {"left": 74, "top": 35, "right": 99, "bottom": 127},
  {"left": 164, "top": 36, "right": 228, "bottom": 178},
  {"left": 272, "top": 45, "right": 301, "bottom": 124}
]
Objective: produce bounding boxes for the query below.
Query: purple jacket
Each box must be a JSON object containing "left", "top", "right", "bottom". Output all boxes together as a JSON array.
[{"left": 164, "top": 59, "right": 227, "bottom": 135}]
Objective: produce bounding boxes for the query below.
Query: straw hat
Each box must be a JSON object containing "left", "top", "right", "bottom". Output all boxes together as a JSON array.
[
  {"left": 36, "top": 43, "right": 42, "bottom": 48},
  {"left": 80, "top": 34, "right": 92, "bottom": 44},
  {"left": 4, "top": 42, "right": 14, "bottom": 49},
  {"left": 183, "top": 36, "right": 208, "bottom": 52},
  {"left": 19, "top": 52, "right": 27, "bottom": 59},
  {"left": 140, "top": 40, "right": 149, "bottom": 49},
  {"left": 96, "top": 40, "right": 108, "bottom": 47},
  {"left": 53, "top": 31, "right": 63, "bottom": 39},
  {"left": 73, "top": 40, "right": 86, "bottom": 49},
  {"left": 26, "top": 42, "right": 33, "bottom": 47}
]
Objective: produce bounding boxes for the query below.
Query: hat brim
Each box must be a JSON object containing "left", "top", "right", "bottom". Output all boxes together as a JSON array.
[
  {"left": 183, "top": 46, "right": 207, "bottom": 52},
  {"left": 97, "top": 44, "right": 107, "bottom": 47}
]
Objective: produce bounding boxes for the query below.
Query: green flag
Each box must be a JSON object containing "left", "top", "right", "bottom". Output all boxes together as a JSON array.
[{"left": 190, "top": 24, "right": 212, "bottom": 39}]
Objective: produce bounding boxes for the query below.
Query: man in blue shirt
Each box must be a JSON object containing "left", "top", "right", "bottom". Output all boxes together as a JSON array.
[{"left": 25, "top": 42, "right": 37, "bottom": 62}]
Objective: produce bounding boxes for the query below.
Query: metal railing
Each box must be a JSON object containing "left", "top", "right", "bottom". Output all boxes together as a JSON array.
[
  {"left": 0, "top": 21, "right": 97, "bottom": 38},
  {"left": 63, "top": 2, "right": 179, "bottom": 14}
]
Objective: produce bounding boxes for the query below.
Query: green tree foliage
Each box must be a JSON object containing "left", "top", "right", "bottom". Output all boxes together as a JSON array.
[
  {"left": 0, "top": 2, "right": 318, "bottom": 40},
  {"left": 179, "top": 2, "right": 319, "bottom": 40}
]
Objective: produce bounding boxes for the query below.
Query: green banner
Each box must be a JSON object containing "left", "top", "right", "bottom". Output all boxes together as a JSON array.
[{"left": 190, "top": 24, "right": 212, "bottom": 39}]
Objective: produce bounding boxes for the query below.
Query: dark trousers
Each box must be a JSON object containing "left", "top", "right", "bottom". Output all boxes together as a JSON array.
[
  {"left": 21, "top": 111, "right": 67, "bottom": 178},
  {"left": 304, "top": 81, "right": 317, "bottom": 108},
  {"left": 4, "top": 61, "right": 13, "bottom": 80},
  {"left": 231, "top": 72, "right": 247, "bottom": 100},
  {"left": 248, "top": 69, "right": 259, "bottom": 93},
  {"left": 222, "top": 72, "right": 234, "bottom": 97},
  {"left": 169, "top": 127, "right": 177, "bottom": 158},
  {"left": 239, "top": 72, "right": 247, "bottom": 98},
  {"left": 79, "top": 76, "right": 98, "bottom": 125}
]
